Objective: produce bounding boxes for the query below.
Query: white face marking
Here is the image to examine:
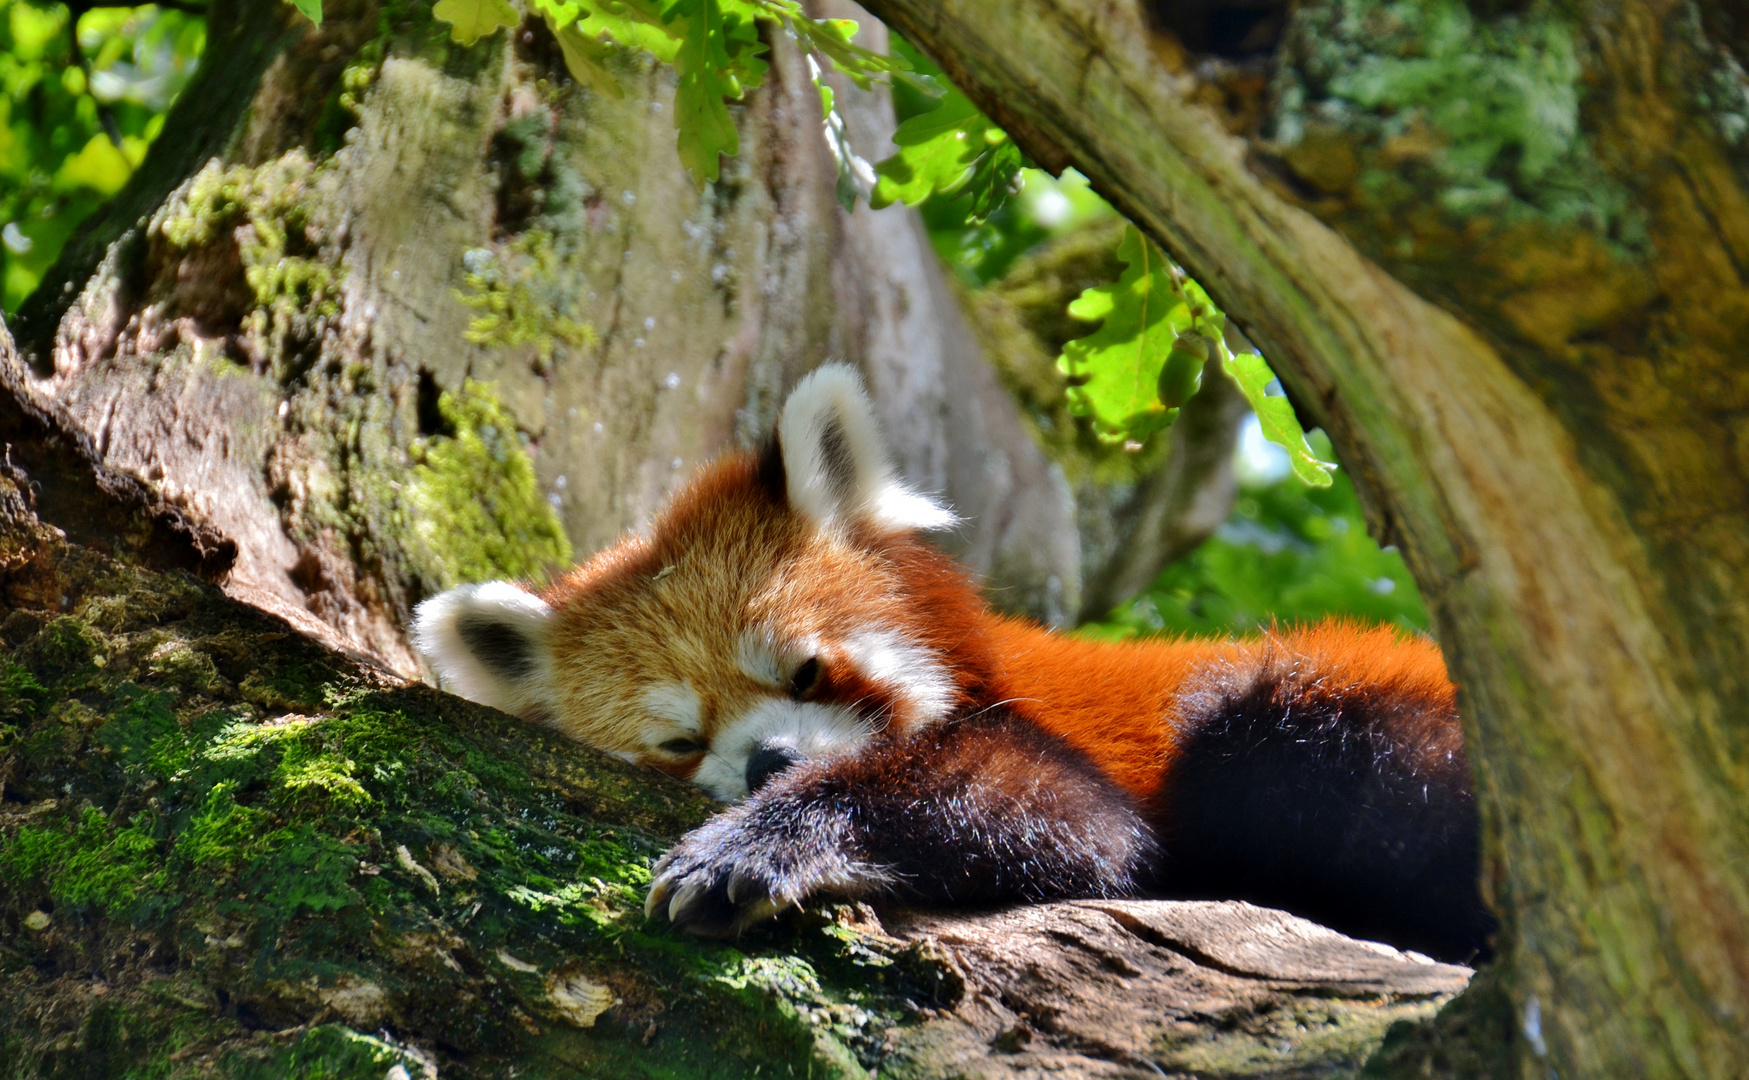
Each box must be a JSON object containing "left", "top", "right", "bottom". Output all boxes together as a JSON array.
[
  {"left": 640, "top": 682, "right": 703, "bottom": 738},
  {"left": 735, "top": 628, "right": 822, "bottom": 691},
  {"left": 690, "top": 700, "right": 872, "bottom": 802},
  {"left": 843, "top": 628, "right": 955, "bottom": 725},
  {"left": 735, "top": 630, "right": 788, "bottom": 690}
]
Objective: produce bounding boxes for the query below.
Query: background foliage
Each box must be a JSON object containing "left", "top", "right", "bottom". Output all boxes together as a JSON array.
[{"left": 0, "top": 0, "right": 204, "bottom": 311}]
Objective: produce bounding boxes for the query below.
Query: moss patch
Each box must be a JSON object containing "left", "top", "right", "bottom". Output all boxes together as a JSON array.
[
  {"left": 0, "top": 510, "right": 938, "bottom": 1079},
  {"left": 1153, "top": 996, "right": 1445, "bottom": 1076},
  {"left": 400, "top": 378, "right": 574, "bottom": 590},
  {"left": 154, "top": 152, "right": 345, "bottom": 347},
  {"left": 1267, "top": 0, "right": 1663, "bottom": 352},
  {"left": 1273, "top": 0, "right": 1630, "bottom": 234},
  {"left": 457, "top": 230, "right": 598, "bottom": 372}
]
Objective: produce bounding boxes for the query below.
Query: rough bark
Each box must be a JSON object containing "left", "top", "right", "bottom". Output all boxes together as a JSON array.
[
  {"left": 855, "top": 0, "right": 1749, "bottom": 1076},
  {"left": 1, "top": 315, "right": 1468, "bottom": 1077},
  {"left": 5, "top": 0, "right": 1083, "bottom": 684}
]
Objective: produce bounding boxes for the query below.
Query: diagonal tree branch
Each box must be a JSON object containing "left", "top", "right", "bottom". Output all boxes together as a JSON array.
[{"left": 856, "top": 1, "right": 1749, "bottom": 1075}]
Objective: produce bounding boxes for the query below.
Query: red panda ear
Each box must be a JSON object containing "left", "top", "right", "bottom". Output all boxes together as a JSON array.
[
  {"left": 412, "top": 582, "right": 555, "bottom": 719},
  {"left": 777, "top": 364, "right": 955, "bottom": 533}
]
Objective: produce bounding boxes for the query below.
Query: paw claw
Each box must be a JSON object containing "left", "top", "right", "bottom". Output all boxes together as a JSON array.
[
  {"left": 725, "top": 869, "right": 755, "bottom": 905},
  {"left": 644, "top": 875, "right": 672, "bottom": 919},
  {"left": 645, "top": 809, "right": 853, "bottom": 935},
  {"left": 668, "top": 880, "right": 708, "bottom": 924}
]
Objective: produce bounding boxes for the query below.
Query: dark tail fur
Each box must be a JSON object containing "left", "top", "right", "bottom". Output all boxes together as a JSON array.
[{"left": 1155, "top": 647, "right": 1496, "bottom": 962}]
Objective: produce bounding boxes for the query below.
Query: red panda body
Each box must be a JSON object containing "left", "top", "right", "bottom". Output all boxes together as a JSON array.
[{"left": 416, "top": 366, "right": 1493, "bottom": 962}]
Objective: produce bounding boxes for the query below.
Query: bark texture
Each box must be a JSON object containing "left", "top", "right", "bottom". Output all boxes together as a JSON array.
[
  {"left": 7, "top": 0, "right": 1084, "bottom": 683},
  {"left": 854, "top": 0, "right": 1749, "bottom": 1076},
  {"left": 0, "top": 321, "right": 1468, "bottom": 1077}
]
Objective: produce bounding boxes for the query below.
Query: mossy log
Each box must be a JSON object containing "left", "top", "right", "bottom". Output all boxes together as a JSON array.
[
  {"left": 2, "top": 322, "right": 1470, "bottom": 1078},
  {"left": 855, "top": 0, "right": 1749, "bottom": 1075}
]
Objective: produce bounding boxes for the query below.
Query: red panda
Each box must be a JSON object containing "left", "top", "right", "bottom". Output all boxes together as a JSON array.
[{"left": 414, "top": 364, "right": 1493, "bottom": 961}]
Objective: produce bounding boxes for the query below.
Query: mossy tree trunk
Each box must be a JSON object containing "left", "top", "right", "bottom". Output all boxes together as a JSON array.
[{"left": 855, "top": 0, "right": 1749, "bottom": 1075}]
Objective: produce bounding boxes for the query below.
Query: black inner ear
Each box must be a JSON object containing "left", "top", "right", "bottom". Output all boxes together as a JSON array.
[
  {"left": 757, "top": 434, "right": 788, "bottom": 503},
  {"left": 456, "top": 614, "right": 537, "bottom": 681},
  {"left": 816, "top": 412, "right": 857, "bottom": 503}
]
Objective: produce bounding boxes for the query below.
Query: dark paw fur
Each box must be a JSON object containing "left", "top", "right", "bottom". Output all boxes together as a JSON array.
[{"left": 645, "top": 805, "right": 877, "bottom": 936}]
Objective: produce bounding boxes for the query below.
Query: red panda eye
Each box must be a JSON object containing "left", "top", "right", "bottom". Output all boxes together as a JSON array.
[
  {"left": 787, "top": 657, "right": 823, "bottom": 700},
  {"left": 658, "top": 738, "right": 708, "bottom": 756}
]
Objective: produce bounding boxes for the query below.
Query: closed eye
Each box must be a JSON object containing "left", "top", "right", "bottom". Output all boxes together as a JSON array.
[
  {"left": 788, "top": 656, "right": 823, "bottom": 700},
  {"left": 658, "top": 738, "right": 708, "bottom": 756}
]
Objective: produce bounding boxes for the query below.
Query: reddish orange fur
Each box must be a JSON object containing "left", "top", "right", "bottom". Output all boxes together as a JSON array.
[
  {"left": 534, "top": 448, "right": 1458, "bottom": 803},
  {"left": 995, "top": 620, "right": 1453, "bottom": 803}
]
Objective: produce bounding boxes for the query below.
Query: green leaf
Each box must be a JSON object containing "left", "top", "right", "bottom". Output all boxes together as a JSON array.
[
  {"left": 433, "top": 0, "right": 519, "bottom": 45},
  {"left": 1057, "top": 225, "right": 1195, "bottom": 442},
  {"left": 552, "top": 19, "right": 627, "bottom": 99},
  {"left": 1221, "top": 348, "right": 1336, "bottom": 486},
  {"left": 960, "top": 133, "right": 1023, "bottom": 220},
  {"left": 869, "top": 93, "right": 984, "bottom": 209},
  {"left": 671, "top": 0, "right": 741, "bottom": 184},
  {"left": 719, "top": 6, "right": 769, "bottom": 93},
  {"left": 288, "top": 0, "right": 324, "bottom": 25},
  {"left": 789, "top": 14, "right": 899, "bottom": 91},
  {"left": 571, "top": 0, "right": 684, "bottom": 62}
]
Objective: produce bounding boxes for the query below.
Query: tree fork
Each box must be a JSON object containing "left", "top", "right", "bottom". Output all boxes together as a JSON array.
[{"left": 855, "top": 0, "right": 1749, "bottom": 1075}]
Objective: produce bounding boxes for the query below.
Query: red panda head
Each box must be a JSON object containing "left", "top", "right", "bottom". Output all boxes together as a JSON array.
[{"left": 413, "top": 365, "right": 986, "bottom": 800}]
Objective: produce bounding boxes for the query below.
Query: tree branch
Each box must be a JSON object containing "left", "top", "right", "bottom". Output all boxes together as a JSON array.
[{"left": 856, "top": 0, "right": 1749, "bottom": 1074}]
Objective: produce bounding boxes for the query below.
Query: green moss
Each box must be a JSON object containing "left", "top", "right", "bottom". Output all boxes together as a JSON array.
[
  {"left": 2, "top": 806, "right": 172, "bottom": 922},
  {"left": 239, "top": 665, "right": 327, "bottom": 712},
  {"left": 456, "top": 231, "right": 598, "bottom": 371},
  {"left": 1276, "top": 0, "right": 1636, "bottom": 238},
  {"left": 153, "top": 153, "right": 346, "bottom": 365},
  {"left": 232, "top": 1025, "right": 428, "bottom": 1080},
  {"left": 1360, "top": 962, "right": 1518, "bottom": 1077},
  {"left": 178, "top": 782, "right": 269, "bottom": 878},
  {"left": 1151, "top": 996, "right": 1445, "bottom": 1076},
  {"left": 247, "top": 825, "right": 364, "bottom": 923},
  {"left": 143, "top": 638, "right": 227, "bottom": 696},
  {"left": 0, "top": 659, "right": 50, "bottom": 723},
  {"left": 400, "top": 378, "right": 573, "bottom": 589},
  {"left": 93, "top": 686, "right": 181, "bottom": 775},
  {"left": 21, "top": 616, "right": 103, "bottom": 678}
]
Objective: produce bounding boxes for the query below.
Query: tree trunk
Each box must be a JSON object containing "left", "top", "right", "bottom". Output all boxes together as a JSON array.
[
  {"left": 5, "top": 0, "right": 1083, "bottom": 684},
  {"left": 855, "top": 0, "right": 1749, "bottom": 1075}
]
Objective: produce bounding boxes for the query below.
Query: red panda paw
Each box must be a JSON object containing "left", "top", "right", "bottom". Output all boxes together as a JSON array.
[{"left": 644, "top": 802, "right": 887, "bottom": 937}]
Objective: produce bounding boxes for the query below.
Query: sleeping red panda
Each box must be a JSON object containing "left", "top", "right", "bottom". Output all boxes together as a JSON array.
[{"left": 414, "top": 364, "right": 1494, "bottom": 961}]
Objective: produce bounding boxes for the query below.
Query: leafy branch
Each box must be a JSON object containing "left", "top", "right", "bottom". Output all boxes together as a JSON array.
[
  {"left": 1058, "top": 226, "right": 1335, "bottom": 486},
  {"left": 868, "top": 78, "right": 1022, "bottom": 222},
  {"left": 420, "top": 0, "right": 916, "bottom": 185}
]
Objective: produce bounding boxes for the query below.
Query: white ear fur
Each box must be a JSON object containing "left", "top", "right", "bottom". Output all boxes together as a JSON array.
[
  {"left": 778, "top": 364, "right": 955, "bottom": 532},
  {"left": 412, "top": 581, "right": 555, "bottom": 718}
]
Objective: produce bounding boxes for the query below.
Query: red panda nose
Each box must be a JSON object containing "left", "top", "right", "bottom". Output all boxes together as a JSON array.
[{"left": 746, "top": 743, "right": 805, "bottom": 793}]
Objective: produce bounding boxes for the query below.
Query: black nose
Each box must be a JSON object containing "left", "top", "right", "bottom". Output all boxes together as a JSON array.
[{"left": 746, "top": 742, "right": 804, "bottom": 793}]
